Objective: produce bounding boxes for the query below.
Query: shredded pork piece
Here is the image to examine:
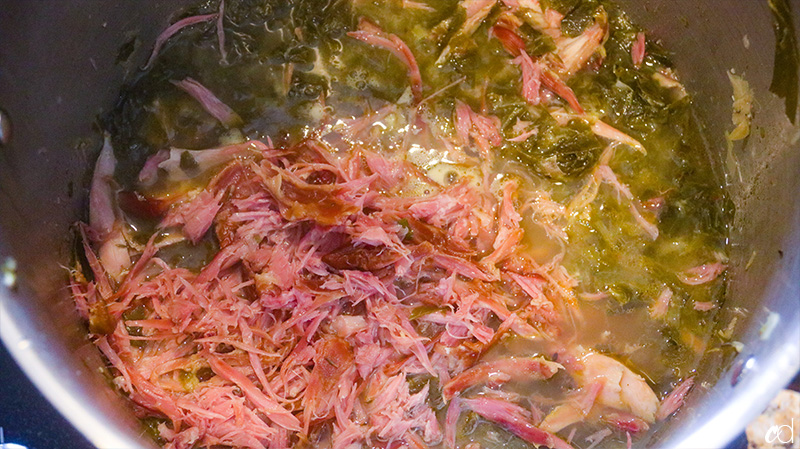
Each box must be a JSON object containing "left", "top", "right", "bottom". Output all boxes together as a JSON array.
[
  {"left": 144, "top": 12, "right": 219, "bottom": 70},
  {"left": 492, "top": 23, "right": 585, "bottom": 113},
  {"left": 693, "top": 301, "right": 715, "bottom": 311},
  {"left": 584, "top": 428, "right": 612, "bottom": 449},
  {"left": 437, "top": 0, "right": 497, "bottom": 64},
  {"left": 453, "top": 100, "right": 503, "bottom": 159},
  {"left": 555, "top": 21, "right": 607, "bottom": 75},
  {"left": 89, "top": 136, "right": 118, "bottom": 238},
  {"left": 442, "top": 357, "right": 562, "bottom": 400},
  {"left": 678, "top": 263, "right": 727, "bottom": 285},
  {"left": 217, "top": 0, "right": 227, "bottom": 63},
  {"left": 172, "top": 78, "right": 242, "bottom": 128},
  {"left": 514, "top": 51, "right": 543, "bottom": 106},
  {"left": 348, "top": 19, "right": 423, "bottom": 101},
  {"left": 74, "top": 137, "right": 583, "bottom": 449},
  {"left": 73, "top": 2, "right": 722, "bottom": 446},
  {"left": 403, "top": 0, "right": 436, "bottom": 10},
  {"left": 631, "top": 32, "right": 646, "bottom": 68},
  {"left": 576, "top": 164, "right": 659, "bottom": 240},
  {"left": 160, "top": 190, "right": 224, "bottom": 243},
  {"left": 462, "top": 398, "right": 574, "bottom": 449},
  {"left": 656, "top": 377, "right": 694, "bottom": 420},
  {"left": 649, "top": 287, "right": 673, "bottom": 319},
  {"left": 540, "top": 382, "right": 602, "bottom": 433}
]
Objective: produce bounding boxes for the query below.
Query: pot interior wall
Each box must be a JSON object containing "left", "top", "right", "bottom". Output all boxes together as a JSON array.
[
  {"left": 615, "top": 1, "right": 800, "bottom": 447},
  {"left": 0, "top": 1, "right": 797, "bottom": 448},
  {"left": 0, "top": 2, "right": 193, "bottom": 448}
]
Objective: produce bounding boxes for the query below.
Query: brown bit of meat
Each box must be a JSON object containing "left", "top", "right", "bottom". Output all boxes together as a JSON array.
[
  {"left": 403, "top": 217, "right": 472, "bottom": 255},
  {"left": 88, "top": 299, "right": 116, "bottom": 335},
  {"left": 272, "top": 181, "right": 360, "bottom": 225},
  {"left": 323, "top": 244, "right": 402, "bottom": 271},
  {"left": 307, "top": 169, "right": 339, "bottom": 185},
  {"left": 117, "top": 191, "right": 171, "bottom": 220},
  {"left": 211, "top": 162, "right": 272, "bottom": 247},
  {"left": 642, "top": 196, "right": 665, "bottom": 216}
]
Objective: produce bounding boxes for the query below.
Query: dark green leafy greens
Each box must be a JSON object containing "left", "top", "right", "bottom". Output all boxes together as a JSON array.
[{"left": 96, "top": 0, "right": 732, "bottom": 447}]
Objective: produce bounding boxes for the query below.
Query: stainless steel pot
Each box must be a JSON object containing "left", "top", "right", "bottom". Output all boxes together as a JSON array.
[{"left": 0, "top": 1, "right": 798, "bottom": 448}]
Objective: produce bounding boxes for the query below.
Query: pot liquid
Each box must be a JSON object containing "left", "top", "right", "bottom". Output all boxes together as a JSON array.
[{"left": 86, "top": 0, "right": 733, "bottom": 448}]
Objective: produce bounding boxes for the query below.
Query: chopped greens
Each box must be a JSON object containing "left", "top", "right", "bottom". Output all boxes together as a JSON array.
[{"left": 76, "top": 0, "right": 732, "bottom": 448}]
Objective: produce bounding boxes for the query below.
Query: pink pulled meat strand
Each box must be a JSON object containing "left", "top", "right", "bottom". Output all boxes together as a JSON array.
[
  {"left": 492, "top": 24, "right": 585, "bottom": 114},
  {"left": 160, "top": 190, "right": 224, "bottom": 243},
  {"left": 78, "top": 224, "right": 113, "bottom": 299},
  {"left": 172, "top": 77, "right": 241, "bottom": 127},
  {"left": 445, "top": 397, "right": 461, "bottom": 449},
  {"left": 73, "top": 137, "right": 593, "bottom": 449},
  {"left": 693, "top": 301, "right": 715, "bottom": 311},
  {"left": 144, "top": 13, "right": 219, "bottom": 70},
  {"left": 536, "top": 72, "right": 584, "bottom": 116},
  {"left": 593, "top": 164, "right": 659, "bottom": 240},
  {"left": 631, "top": 32, "right": 646, "bottom": 68},
  {"left": 348, "top": 19, "right": 423, "bottom": 101},
  {"left": 514, "top": 51, "right": 543, "bottom": 106},
  {"left": 650, "top": 287, "right": 673, "bottom": 319},
  {"left": 584, "top": 428, "right": 612, "bottom": 449},
  {"left": 462, "top": 0, "right": 497, "bottom": 31},
  {"left": 402, "top": 0, "right": 435, "bottom": 10},
  {"left": 656, "top": 377, "right": 695, "bottom": 420},
  {"left": 138, "top": 149, "right": 170, "bottom": 186},
  {"left": 556, "top": 21, "right": 606, "bottom": 75},
  {"left": 442, "top": 357, "right": 562, "bottom": 400},
  {"left": 462, "top": 397, "right": 574, "bottom": 449},
  {"left": 603, "top": 411, "right": 649, "bottom": 434},
  {"left": 591, "top": 120, "right": 646, "bottom": 153},
  {"left": 678, "top": 263, "right": 727, "bottom": 285},
  {"left": 453, "top": 99, "right": 503, "bottom": 159},
  {"left": 217, "top": 0, "right": 227, "bottom": 63},
  {"left": 508, "top": 127, "right": 538, "bottom": 142}
]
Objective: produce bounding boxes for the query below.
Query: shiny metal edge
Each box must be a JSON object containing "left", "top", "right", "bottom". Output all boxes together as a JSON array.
[
  {"left": 0, "top": 299, "right": 144, "bottom": 449},
  {"left": 676, "top": 338, "right": 800, "bottom": 449},
  {"left": 668, "top": 251, "right": 800, "bottom": 448}
]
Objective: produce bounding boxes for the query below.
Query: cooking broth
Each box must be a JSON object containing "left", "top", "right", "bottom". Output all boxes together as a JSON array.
[{"left": 71, "top": 0, "right": 732, "bottom": 448}]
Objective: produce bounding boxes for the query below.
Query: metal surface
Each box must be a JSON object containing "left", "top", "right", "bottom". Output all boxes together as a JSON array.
[
  {"left": 0, "top": 1, "right": 798, "bottom": 449},
  {"left": 0, "top": 109, "right": 11, "bottom": 146},
  {"left": 0, "top": 3, "right": 191, "bottom": 448}
]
